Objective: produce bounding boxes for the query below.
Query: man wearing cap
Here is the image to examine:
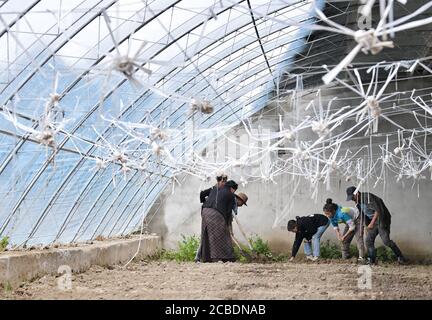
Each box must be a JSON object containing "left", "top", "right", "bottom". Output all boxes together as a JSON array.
[{"left": 346, "top": 186, "right": 407, "bottom": 264}]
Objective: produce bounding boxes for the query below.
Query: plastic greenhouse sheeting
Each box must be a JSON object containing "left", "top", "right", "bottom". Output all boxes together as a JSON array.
[{"left": 0, "top": 0, "right": 322, "bottom": 246}]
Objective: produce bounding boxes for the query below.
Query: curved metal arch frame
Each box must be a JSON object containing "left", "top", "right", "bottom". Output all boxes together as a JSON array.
[
  {"left": 1, "top": 0, "right": 302, "bottom": 181},
  {"left": 6, "top": 0, "right": 297, "bottom": 242},
  {"left": 5, "top": 30, "right": 310, "bottom": 244},
  {"left": 44, "top": 17, "right": 321, "bottom": 243},
  {"left": 0, "top": 0, "right": 119, "bottom": 101},
  {"left": 0, "top": 0, "right": 104, "bottom": 95},
  {"left": 0, "top": 0, "right": 183, "bottom": 191},
  {"left": 0, "top": 0, "right": 119, "bottom": 180},
  {"left": 96, "top": 71, "right": 292, "bottom": 240},
  {"left": 0, "top": 0, "right": 182, "bottom": 236},
  {"left": 0, "top": 0, "right": 42, "bottom": 38},
  {"left": 0, "top": 0, "right": 320, "bottom": 245}
]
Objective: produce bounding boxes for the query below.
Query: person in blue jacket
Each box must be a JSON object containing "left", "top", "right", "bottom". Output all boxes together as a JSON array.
[{"left": 323, "top": 198, "right": 365, "bottom": 261}]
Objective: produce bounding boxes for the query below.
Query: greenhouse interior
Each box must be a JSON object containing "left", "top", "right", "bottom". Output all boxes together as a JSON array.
[{"left": 0, "top": 0, "right": 432, "bottom": 300}]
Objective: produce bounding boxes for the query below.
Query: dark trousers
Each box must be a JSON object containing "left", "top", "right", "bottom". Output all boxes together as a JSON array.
[
  {"left": 365, "top": 222, "right": 403, "bottom": 262},
  {"left": 341, "top": 217, "right": 365, "bottom": 259}
]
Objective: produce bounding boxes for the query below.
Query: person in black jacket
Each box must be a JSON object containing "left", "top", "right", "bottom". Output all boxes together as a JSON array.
[
  {"left": 287, "top": 214, "right": 330, "bottom": 261},
  {"left": 199, "top": 174, "right": 228, "bottom": 204},
  {"left": 195, "top": 174, "right": 228, "bottom": 262},
  {"left": 199, "top": 182, "right": 238, "bottom": 262}
]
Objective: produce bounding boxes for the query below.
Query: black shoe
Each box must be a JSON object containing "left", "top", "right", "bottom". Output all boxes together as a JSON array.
[
  {"left": 367, "top": 258, "right": 377, "bottom": 266},
  {"left": 397, "top": 256, "right": 408, "bottom": 265}
]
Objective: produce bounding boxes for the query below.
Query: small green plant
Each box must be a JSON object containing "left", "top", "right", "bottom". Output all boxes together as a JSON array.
[
  {"left": 272, "top": 253, "right": 289, "bottom": 262},
  {"left": 320, "top": 241, "right": 362, "bottom": 259},
  {"left": 0, "top": 236, "right": 9, "bottom": 252},
  {"left": 1, "top": 281, "right": 13, "bottom": 294},
  {"left": 320, "top": 240, "right": 342, "bottom": 259},
  {"left": 175, "top": 234, "right": 200, "bottom": 262},
  {"left": 156, "top": 235, "right": 200, "bottom": 262},
  {"left": 234, "top": 235, "right": 289, "bottom": 263},
  {"left": 233, "top": 245, "right": 251, "bottom": 263},
  {"left": 319, "top": 240, "right": 397, "bottom": 262},
  {"left": 249, "top": 234, "right": 272, "bottom": 259},
  {"left": 157, "top": 249, "right": 177, "bottom": 261},
  {"left": 376, "top": 246, "right": 397, "bottom": 262}
]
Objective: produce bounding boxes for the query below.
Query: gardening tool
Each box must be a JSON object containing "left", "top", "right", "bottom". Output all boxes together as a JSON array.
[
  {"left": 231, "top": 215, "right": 259, "bottom": 260},
  {"left": 233, "top": 215, "right": 254, "bottom": 251},
  {"left": 230, "top": 233, "right": 253, "bottom": 261}
]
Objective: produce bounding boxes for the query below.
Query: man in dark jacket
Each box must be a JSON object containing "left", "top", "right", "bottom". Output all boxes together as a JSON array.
[
  {"left": 287, "top": 214, "right": 330, "bottom": 261},
  {"left": 346, "top": 186, "right": 407, "bottom": 264}
]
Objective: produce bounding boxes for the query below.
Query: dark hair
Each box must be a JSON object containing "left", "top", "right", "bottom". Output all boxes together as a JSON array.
[
  {"left": 225, "top": 180, "right": 238, "bottom": 190},
  {"left": 323, "top": 198, "right": 338, "bottom": 212},
  {"left": 287, "top": 220, "right": 297, "bottom": 232},
  {"left": 216, "top": 175, "right": 228, "bottom": 182}
]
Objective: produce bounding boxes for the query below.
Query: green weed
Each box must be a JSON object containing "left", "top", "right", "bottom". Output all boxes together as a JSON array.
[
  {"left": 376, "top": 246, "right": 397, "bottom": 262},
  {"left": 175, "top": 234, "right": 200, "bottom": 262},
  {"left": 0, "top": 236, "right": 9, "bottom": 252},
  {"left": 1, "top": 281, "right": 13, "bottom": 294},
  {"left": 320, "top": 240, "right": 342, "bottom": 259},
  {"left": 151, "top": 233, "right": 397, "bottom": 264},
  {"left": 156, "top": 234, "right": 200, "bottom": 262},
  {"left": 249, "top": 234, "right": 273, "bottom": 259}
]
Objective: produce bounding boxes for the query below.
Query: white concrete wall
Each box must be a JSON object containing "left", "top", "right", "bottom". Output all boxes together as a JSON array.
[
  {"left": 154, "top": 170, "right": 432, "bottom": 259},
  {"left": 151, "top": 79, "right": 432, "bottom": 260}
]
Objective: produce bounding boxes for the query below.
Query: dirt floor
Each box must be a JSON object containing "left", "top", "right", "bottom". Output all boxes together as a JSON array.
[{"left": 3, "top": 259, "right": 432, "bottom": 300}]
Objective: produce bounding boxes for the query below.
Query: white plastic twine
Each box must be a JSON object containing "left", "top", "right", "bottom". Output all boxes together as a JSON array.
[
  {"left": 354, "top": 29, "right": 394, "bottom": 55},
  {"left": 190, "top": 99, "right": 214, "bottom": 115},
  {"left": 321, "top": 0, "right": 432, "bottom": 85},
  {"left": 322, "top": 28, "right": 395, "bottom": 85}
]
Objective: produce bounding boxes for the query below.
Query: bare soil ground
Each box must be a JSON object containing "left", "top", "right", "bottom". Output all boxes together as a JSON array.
[{"left": 3, "top": 260, "right": 432, "bottom": 300}]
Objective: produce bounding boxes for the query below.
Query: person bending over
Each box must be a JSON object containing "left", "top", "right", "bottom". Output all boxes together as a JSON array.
[
  {"left": 323, "top": 198, "right": 365, "bottom": 261},
  {"left": 287, "top": 214, "right": 329, "bottom": 262},
  {"left": 195, "top": 174, "right": 228, "bottom": 262},
  {"left": 199, "top": 180, "right": 238, "bottom": 262}
]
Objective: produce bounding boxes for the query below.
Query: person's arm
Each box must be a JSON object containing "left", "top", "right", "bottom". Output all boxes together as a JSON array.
[
  {"left": 232, "top": 197, "right": 238, "bottom": 215},
  {"left": 200, "top": 188, "right": 211, "bottom": 203},
  {"left": 368, "top": 211, "right": 379, "bottom": 229},
  {"left": 329, "top": 217, "right": 343, "bottom": 241},
  {"left": 223, "top": 191, "right": 235, "bottom": 225},
  {"left": 333, "top": 226, "right": 343, "bottom": 241},
  {"left": 341, "top": 219, "right": 355, "bottom": 241},
  {"left": 291, "top": 231, "right": 303, "bottom": 259}
]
